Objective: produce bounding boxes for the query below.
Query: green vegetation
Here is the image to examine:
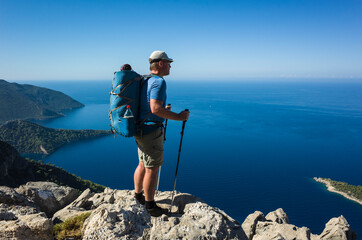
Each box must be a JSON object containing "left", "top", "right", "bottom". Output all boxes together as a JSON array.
[
  {"left": 321, "top": 178, "right": 362, "bottom": 201},
  {"left": 54, "top": 212, "right": 91, "bottom": 240},
  {"left": 0, "top": 120, "right": 111, "bottom": 154},
  {"left": 27, "top": 158, "right": 105, "bottom": 193},
  {"left": 0, "top": 79, "right": 84, "bottom": 123}
]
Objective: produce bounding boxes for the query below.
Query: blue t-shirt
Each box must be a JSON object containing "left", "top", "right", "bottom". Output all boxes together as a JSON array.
[{"left": 139, "top": 75, "right": 167, "bottom": 123}]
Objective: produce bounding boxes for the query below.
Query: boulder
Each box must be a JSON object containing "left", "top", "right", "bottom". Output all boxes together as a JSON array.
[
  {"left": 82, "top": 201, "right": 150, "bottom": 239},
  {"left": 253, "top": 221, "right": 311, "bottom": 240},
  {"left": 87, "top": 187, "right": 117, "bottom": 209},
  {"left": 0, "top": 203, "right": 53, "bottom": 240},
  {"left": 265, "top": 208, "right": 289, "bottom": 224},
  {"left": 0, "top": 186, "right": 38, "bottom": 209},
  {"left": 319, "top": 215, "right": 356, "bottom": 240},
  {"left": 16, "top": 181, "right": 79, "bottom": 217},
  {"left": 242, "top": 210, "right": 266, "bottom": 239},
  {"left": 52, "top": 188, "right": 94, "bottom": 223}
]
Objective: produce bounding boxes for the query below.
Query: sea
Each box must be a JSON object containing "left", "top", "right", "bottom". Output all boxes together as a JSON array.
[{"left": 22, "top": 79, "right": 362, "bottom": 237}]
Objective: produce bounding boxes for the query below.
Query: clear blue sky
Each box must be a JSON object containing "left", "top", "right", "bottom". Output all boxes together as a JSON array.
[{"left": 1, "top": 0, "right": 362, "bottom": 81}]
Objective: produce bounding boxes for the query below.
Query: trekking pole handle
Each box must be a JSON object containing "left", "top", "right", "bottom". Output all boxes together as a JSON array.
[
  {"left": 183, "top": 109, "right": 189, "bottom": 123},
  {"left": 164, "top": 104, "right": 171, "bottom": 141}
]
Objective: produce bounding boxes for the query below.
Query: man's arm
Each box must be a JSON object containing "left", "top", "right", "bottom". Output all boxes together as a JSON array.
[{"left": 150, "top": 99, "right": 189, "bottom": 121}]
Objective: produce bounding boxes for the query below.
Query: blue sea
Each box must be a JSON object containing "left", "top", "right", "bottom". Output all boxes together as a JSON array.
[{"left": 25, "top": 80, "right": 362, "bottom": 237}]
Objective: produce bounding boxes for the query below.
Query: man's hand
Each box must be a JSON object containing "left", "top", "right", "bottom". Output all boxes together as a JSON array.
[
  {"left": 151, "top": 99, "right": 189, "bottom": 121},
  {"left": 178, "top": 110, "right": 190, "bottom": 121}
]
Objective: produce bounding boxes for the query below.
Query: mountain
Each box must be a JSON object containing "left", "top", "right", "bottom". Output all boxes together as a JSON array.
[
  {"left": 0, "top": 79, "right": 84, "bottom": 123},
  {"left": 0, "top": 140, "right": 104, "bottom": 192},
  {"left": 0, "top": 120, "right": 111, "bottom": 155}
]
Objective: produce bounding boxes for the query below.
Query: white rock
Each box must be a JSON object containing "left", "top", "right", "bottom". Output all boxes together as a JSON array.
[
  {"left": 16, "top": 181, "right": 78, "bottom": 217},
  {"left": 266, "top": 208, "right": 289, "bottom": 224},
  {"left": 253, "top": 221, "right": 311, "bottom": 240},
  {"left": 242, "top": 210, "right": 265, "bottom": 239},
  {"left": 0, "top": 203, "right": 53, "bottom": 240},
  {"left": 319, "top": 215, "right": 356, "bottom": 240}
]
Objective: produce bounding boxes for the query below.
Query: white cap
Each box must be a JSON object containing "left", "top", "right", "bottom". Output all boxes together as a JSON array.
[{"left": 149, "top": 50, "right": 173, "bottom": 63}]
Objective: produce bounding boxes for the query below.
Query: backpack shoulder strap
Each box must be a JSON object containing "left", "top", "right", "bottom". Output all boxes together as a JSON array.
[{"left": 137, "top": 75, "right": 153, "bottom": 126}]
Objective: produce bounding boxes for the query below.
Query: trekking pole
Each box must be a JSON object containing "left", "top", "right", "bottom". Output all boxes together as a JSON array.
[
  {"left": 169, "top": 109, "right": 189, "bottom": 213},
  {"left": 156, "top": 104, "right": 170, "bottom": 196},
  {"left": 163, "top": 104, "right": 171, "bottom": 141}
]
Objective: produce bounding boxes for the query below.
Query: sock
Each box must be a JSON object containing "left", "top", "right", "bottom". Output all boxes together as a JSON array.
[
  {"left": 145, "top": 200, "right": 156, "bottom": 209},
  {"left": 135, "top": 192, "right": 144, "bottom": 200}
]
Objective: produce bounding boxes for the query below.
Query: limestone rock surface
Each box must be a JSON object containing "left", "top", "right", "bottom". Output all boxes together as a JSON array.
[
  {"left": 0, "top": 186, "right": 38, "bottom": 209},
  {"left": 16, "top": 181, "right": 78, "bottom": 217},
  {"left": 82, "top": 190, "right": 247, "bottom": 240},
  {"left": 0, "top": 181, "right": 359, "bottom": 240},
  {"left": 265, "top": 208, "right": 289, "bottom": 224},
  {"left": 319, "top": 215, "right": 357, "bottom": 240},
  {"left": 52, "top": 188, "right": 94, "bottom": 223},
  {"left": 242, "top": 210, "right": 266, "bottom": 239},
  {"left": 253, "top": 221, "right": 311, "bottom": 240},
  {"left": 0, "top": 203, "right": 53, "bottom": 240},
  {"left": 242, "top": 209, "right": 357, "bottom": 240}
]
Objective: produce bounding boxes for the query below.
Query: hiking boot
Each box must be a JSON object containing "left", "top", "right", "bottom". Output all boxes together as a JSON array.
[
  {"left": 146, "top": 204, "right": 168, "bottom": 217},
  {"left": 135, "top": 193, "right": 145, "bottom": 205}
]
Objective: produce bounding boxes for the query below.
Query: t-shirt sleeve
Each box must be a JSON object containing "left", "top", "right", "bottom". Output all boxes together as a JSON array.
[{"left": 150, "top": 78, "right": 166, "bottom": 101}]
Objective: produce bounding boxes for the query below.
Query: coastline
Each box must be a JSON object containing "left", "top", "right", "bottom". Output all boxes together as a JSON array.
[{"left": 314, "top": 177, "right": 362, "bottom": 205}]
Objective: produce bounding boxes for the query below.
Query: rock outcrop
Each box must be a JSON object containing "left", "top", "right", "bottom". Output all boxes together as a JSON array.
[
  {"left": 0, "top": 181, "right": 358, "bottom": 240},
  {"left": 242, "top": 209, "right": 356, "bottom": 240},
  {"left": 81, "top": 190, "right": 247, "bottom": 240},
  {"left": 52, "top": 188, "right": 94, "bottom": 224},
  {"left": 319, "top": 215, "right": 357, "bottom": 240},
  {"left": 0, "top": 186, "right": 53, "bottom": 240},
  {"left": 16, "top": 181, "right": 79, "bottom": 217}
]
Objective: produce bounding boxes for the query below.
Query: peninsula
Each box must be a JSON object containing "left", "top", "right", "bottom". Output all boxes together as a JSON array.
[
  {"left": 314, "top": 177, "right": 362, "bottom": 205},
  {"left": 0, "top": 79, "right": 84, "bottom": 123},
  {"left": 0, "top": 120, "right": 111, "bottom": 156}
]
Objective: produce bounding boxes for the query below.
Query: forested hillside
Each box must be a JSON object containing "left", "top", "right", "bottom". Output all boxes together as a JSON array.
[
  {"left": 0, "top": 79, "right": 84, "bottom": 123},
  {"left": 0, "top": 140, "right": 105, "bottom": 192},
  {"left": 322, "top": 178, "right": 362, "bottom": 201},
  {"left": 0, "top": 120, "right": 111, "bottom": 155}
]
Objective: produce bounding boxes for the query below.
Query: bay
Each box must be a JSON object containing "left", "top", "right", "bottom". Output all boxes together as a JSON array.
[{"left": 26, "top": 79, "right": 362, "bottom": 236}]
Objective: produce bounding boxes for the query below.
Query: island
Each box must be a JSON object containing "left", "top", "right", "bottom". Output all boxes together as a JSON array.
[
  {"left": 0, "top": 79, "right": 84, "bottom": 123},
  {"left": 314, "top": 177, "right": 362, "bottom": 205},
  {"left": 0, "top": 120, "right": 111, "bottom": 156}
]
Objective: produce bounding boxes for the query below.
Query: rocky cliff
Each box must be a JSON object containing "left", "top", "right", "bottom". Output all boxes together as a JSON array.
[
  {"left": 0, "top": 141, "right": 357, "bottom": 239},
  {"left": 0, "top": 182, "right": 357, "bottom": 240}
]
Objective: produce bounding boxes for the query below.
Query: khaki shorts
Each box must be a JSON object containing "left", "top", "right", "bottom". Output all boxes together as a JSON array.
[{"left": 134, "top": 127, "right": 164, "bottom": 168}]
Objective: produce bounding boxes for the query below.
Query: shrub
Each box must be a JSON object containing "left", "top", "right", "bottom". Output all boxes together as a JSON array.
[{"left": 53, "top": 212, "right": 92, "bottom": 240}]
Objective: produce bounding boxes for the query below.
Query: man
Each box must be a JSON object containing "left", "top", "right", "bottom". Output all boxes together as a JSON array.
[{"left": 133, "top": 50, "right": 190, "bottom": 217}]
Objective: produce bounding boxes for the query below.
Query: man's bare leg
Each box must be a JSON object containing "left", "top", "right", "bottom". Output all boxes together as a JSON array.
[
  {"left": 134, "top": 161, "right": 145, "bottom": 194},
  {"left": 143, "top": 166, "right": 159, "bottom": 201}
]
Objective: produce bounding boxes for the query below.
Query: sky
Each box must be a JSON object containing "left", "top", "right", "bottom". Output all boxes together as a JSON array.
[{"left": 1, "top": 0, "right": 362, "bottom": 81}]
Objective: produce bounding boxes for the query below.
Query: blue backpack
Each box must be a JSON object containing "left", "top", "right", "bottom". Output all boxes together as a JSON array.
[{"left": 109, "top": 68, "right": 150, "bottom": 137}]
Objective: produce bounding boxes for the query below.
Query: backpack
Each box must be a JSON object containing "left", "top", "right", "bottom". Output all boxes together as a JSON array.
[{"left": 109, "top": 68, "right": 151, "bottom": 137}]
